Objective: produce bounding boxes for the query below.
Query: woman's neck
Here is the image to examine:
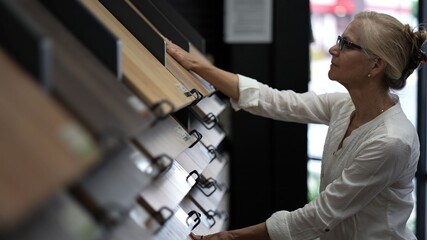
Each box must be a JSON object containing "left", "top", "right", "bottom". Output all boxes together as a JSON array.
[{"left": 349, "top": 89, "right": 395, "bottom": 127}]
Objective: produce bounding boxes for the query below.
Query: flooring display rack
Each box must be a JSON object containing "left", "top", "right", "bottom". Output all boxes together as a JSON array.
[{"left": 0, "top": 0, "right": 230, "bottom": 239}]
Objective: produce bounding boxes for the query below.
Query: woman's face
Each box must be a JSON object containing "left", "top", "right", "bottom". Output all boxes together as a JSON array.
[{"left": 328, "top": 20, "right": 375, "bottom": 89}]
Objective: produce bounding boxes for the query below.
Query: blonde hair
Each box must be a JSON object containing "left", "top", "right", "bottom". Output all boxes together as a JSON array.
[{"left": 354, "top": 11, "right": 426, "bottom": 90}]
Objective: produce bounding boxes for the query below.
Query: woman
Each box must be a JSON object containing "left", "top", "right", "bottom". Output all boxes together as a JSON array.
[{"left": 167, "top": 11, "right": 427, "bottom": 240}]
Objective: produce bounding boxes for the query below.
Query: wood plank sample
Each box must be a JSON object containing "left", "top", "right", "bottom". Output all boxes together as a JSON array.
[
  {"left": 95, "top": 0, "right": 165, "bottom": 69},
  {"left": 39, "top": 0, "right": 123, "bottom": 80},
  {"left": 138, "top": 161, "right": 196, "bottom": 224},
  {"left": 75, "top": 142, "right": 158, "bottom": 225},
  {"left": 194, "top": 94, "right": 227, "bottom": 118},
  {"left": 0, "top": 0, "right": 52, "bottom": 91},
  {"left": 128, "top": 0, "right": 189, "bottom": 51},
  {"left": 147, "top": 0, "right": 206, "bottom": 53},
  {"left": 0, "top": 49, "right": 100, "bottom": 231},
  {"left": 175, "top": 142, "right": 213, "bottom": 175},
  {"left": 124, "top": 0, "right": 216, "bottom": 97},
  {"left": 150, "top": 207, "right": 193, "bottom": 240},
  {"left": 179, "top": 196, "right": 215, "bottom": 236},
  {"left": 189, "top": 192, "right": 230, "bottom": 235},
  {"left": 11, "top": 0, "right": 154, "bottom": 149},
  {"left": 189, "top": 94, "right": 227, "bottom": 130},
  {"left": 190, "top": 161, "right": 229, "bottom": 215},
  {"left": 79, "top": 0, "right": 195, "bottom": 112},
  {"left": 2, "top": 192, "right": 103, "bottom": 240},
  {"left": 111, "top": 204, "right": 193, "bottom": 240},
  {"left": 201, "top": 153, "right": 229, "bottom": 188},
  {"left": 190, "top": 116, "right": 226, "bottom": 148},
  {"left": 133, "top": 0, "right": 213, "bottom": 94},
  {"left": 134, "top": 115, "right": 199, "bottom": 159},
  {"left": 107, "top": 204, "right": 156, "bottom": 239}
]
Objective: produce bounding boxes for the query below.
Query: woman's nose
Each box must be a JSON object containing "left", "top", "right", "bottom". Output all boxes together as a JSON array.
[{"left": 329, "top": 44, "right": 339, "bottom": 56}]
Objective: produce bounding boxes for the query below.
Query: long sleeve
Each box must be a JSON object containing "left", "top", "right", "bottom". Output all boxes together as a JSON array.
[{"left": 231, "top": 74, "right": 348, "bottom": 125}]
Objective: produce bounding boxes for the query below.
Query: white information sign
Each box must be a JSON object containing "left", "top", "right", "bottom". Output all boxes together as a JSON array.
[{"left": 224, "top": 0, "right": 273, "bottom": 43}]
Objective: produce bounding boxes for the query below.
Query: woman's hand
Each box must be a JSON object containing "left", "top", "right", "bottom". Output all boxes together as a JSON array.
[
  {"left": 166, "top": 40, "right": 208, "bottom": 70},
  {"left": 189, "top": 231, "right": 231, "bottom": 240},
  {"left": 188, "top": 223, "right": 271, "bottom": 240},
  {"left": 166, "top": 39, "right": 240, "bottom": 101}
]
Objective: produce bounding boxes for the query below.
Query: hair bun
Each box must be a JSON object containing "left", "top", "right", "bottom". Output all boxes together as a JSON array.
[
  {"left": 400, "top": 25, "right": 426, "bottom": 80},
  {"left": 410, "top": 49, "right": 426, "bottom": 68}
]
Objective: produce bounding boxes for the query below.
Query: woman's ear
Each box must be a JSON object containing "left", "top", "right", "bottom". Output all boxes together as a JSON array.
[{"left": 370, "top": 57, "right": 387, "bottom": 76}]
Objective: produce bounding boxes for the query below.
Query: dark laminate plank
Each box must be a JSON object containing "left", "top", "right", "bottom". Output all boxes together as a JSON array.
[
  {"left": 39, "top": 0, "right": 123, "bottom": 80},
  {"left": 0, "top": 0, "right": 52, "bottom": 91},
  {"left": 147, "top": 0, "right": 206, "bottom": 53}
]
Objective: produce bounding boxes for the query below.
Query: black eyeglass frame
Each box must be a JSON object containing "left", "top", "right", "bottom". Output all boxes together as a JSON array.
[{"left": 337, "top": 35, "right": 373, "bottom": 54}]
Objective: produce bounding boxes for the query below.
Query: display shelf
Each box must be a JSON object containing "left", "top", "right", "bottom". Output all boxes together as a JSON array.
[
  {"left": 0, "top": 0, "right": 231, "bottom": 239},
  {"left": 9, "top": 0, "right": 154, "bottom": 151}
]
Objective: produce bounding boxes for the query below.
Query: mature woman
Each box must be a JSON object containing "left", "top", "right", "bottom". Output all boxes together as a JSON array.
[{"left": 167, "top": 11, "right": 427, "bottom": 240}]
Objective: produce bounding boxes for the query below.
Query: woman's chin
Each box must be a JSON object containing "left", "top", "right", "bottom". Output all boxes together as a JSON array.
[{"left": 327, "top": 71, "right": 334, "bottom": 80}]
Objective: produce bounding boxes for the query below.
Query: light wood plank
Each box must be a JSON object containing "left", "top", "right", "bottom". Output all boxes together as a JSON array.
[
  {"left": 134, "top": 116, "right": 198, "bottom": 159},
  {"left": 190, "top": 116, "right": 226, "bottom": 148},
  {"left": 175, "top": 142, "right": 213, "bottom": 175},
  {"left": 125, "top": 0, "right": 215, "bottom": 97},
  {"left": 190, "top": 161, "right": 229, "bottom": 213},
  {"left": 194, "top": 94, "right": 227, "bottom": 118},
  {"left": 139, "top": 161, "right": 195, "bottom": 223},
  {"left": 80, "top": 0, "right": 194, "bottom": 112},
  {"left": 151, "top": 207, "right": 193, "bottom": 240}
]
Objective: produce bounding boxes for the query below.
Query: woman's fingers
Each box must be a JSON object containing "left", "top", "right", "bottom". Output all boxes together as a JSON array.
[
  {"left": 165, "top": 40, "right": 181, "bottom": 54},
  {"left": 165, "top": 41, "right": 181, "bottom": 57},
  {"left": 166, "top": 42, "right": 194, "bottom": 70},
  {"left": 189, "top": 232, "right": 205, "bottom": 239}
]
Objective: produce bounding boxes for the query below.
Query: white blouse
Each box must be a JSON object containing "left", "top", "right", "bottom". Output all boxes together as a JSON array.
[{"left": 232, "top": 75, "right": 420, "bottom": 240}]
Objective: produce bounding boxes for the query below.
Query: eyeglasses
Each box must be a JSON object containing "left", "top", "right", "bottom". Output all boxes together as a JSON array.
[{"left": 336, "top": 35, "right": 372, "bottom": 54}]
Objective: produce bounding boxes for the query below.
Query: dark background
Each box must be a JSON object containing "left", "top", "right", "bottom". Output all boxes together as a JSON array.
[{"left": 166, "top": 0, "right": 311, "bottom": 229}]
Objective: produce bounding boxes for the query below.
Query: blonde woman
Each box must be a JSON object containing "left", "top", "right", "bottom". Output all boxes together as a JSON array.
[{"left": 168, "top": 11, "right": 427, "bottom": 240}]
